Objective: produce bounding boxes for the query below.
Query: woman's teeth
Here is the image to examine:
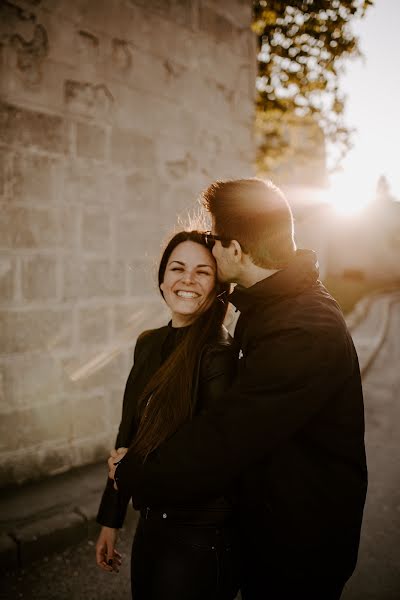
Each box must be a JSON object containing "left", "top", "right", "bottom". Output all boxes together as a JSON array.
[{"left": 176, "top": 291, "right": 199, "bottom": 298}]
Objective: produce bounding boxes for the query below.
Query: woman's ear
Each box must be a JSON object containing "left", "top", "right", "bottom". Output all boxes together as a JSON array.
[{"left": 160, "top": 282, "right": 165, "bottom": 292}]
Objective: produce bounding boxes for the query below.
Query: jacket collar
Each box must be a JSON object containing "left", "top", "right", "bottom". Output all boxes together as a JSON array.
[{"left": 229, "top": 249, "right": 319, "bottom": 313}]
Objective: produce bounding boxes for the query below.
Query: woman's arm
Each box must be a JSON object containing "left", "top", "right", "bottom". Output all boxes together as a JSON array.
[{"left": 96, "top": 330, "right": 151, "bottom": 528}]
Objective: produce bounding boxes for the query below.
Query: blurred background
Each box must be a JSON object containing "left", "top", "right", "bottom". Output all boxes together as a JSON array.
[{"left": 0, "top": 0, "right": 399, "bottom": 597}]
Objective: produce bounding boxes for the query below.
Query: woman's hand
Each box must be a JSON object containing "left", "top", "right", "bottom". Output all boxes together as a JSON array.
[
  {"left": 108, "top": 447, "right": 128, "bottom": 490},
  {"left": 95, "top": 526, "right": 122, "bottom": 573}
]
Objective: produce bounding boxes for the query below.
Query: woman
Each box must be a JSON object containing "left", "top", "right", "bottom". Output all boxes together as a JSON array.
[{"left": 95, "top": 231, "right": 239, "bottom": 599}]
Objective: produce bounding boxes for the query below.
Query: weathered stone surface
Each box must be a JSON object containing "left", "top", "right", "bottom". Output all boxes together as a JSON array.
[
  {"left": 0, "top": 148, "right": 12, "bottom": 198},
  {"left": 125, "top": 259, "right": 160, "bottom": 297},
  {"left": 69, "top": 432, "right": 114, "bottom": 469},
  {"left": 0, "top": 400, "right": 72, "bottom": 451},
  {"left": 21, "top": 255, "right": 58, "bottom": 300},
  {"left": 0, "top": 207, "right": 59, "bottom": 249},
  {"left": 0, "top": 101, "right": 67, "bottom": 153},
  {"left": 0, "top": 255, "right": 14, "bottom": 302},
  {"left": 75, "top": 121, "right": 107, "bottom": 160},
  {"left": 123, "top": 171, "right": 158, "bottom": 214},
  {"left": 111, "top": 298, "right": 165, "bottom": 337},
  {"left": 77, "top": 305, "right": 111, "bottom": 346},
  {"left": 81, "top": 208, "right": 111, "bottom": 254},
  {"left": 199, "top": 4, "right": 236, "bottom": 45},
  {"left": 63, "top": 259, "right": 126, "bottom": 300},
  {"left": 69, "top": 394, "right": 109, "bottom": 440},
  {"left": 115, "top": 215, "right": 163, "bottom": 261},
  {"left": 0, "top": 352, "right": 62, "bottom": 410},
  {"left": 62, "top": 163, "right": 122, "bottom": 207},
  {"left": 0, "top": 308, "right": 72, "bottom": 354},
  {"left": 64, "top": 80, "right": 114, "bottom": 120},
  {"left": 0, "top": 0, "right": 255, "bottom": 486},
  {"left": 110, "top": 128, "right": 156, "bottom": 169},
  {"left": 10, "top": 152, "right": 59, "bottom": 205}
]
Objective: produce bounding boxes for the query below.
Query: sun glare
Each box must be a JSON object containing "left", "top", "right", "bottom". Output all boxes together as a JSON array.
[{"left": 323, "top": 173, "right": 373, "bottom": 216}]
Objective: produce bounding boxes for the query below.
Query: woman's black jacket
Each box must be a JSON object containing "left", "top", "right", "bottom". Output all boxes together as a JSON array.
[{"left": 96, "top": 324, "right": 237, "bottom": 528}]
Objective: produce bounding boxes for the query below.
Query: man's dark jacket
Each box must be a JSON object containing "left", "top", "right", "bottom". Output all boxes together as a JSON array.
[{"left": 116, "top": 250, "right": 368, "bottom": 579}]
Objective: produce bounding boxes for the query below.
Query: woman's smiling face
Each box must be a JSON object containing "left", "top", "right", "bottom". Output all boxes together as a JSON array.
[{"left": 160, "top": 240, "right": 217, "bottom": 327}]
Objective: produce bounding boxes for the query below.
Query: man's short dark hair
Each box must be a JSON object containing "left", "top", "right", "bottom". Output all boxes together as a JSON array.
[{"left": 202, "top": 178, "right": 296, "bottom": 269}]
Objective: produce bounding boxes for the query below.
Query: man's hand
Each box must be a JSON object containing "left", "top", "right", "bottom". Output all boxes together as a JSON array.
[
  {"left": 96, "top": 526, "right": 122, "bottom": 573},
  {"left": 108, "top": 447, "right": 128, "bottom": 490}
]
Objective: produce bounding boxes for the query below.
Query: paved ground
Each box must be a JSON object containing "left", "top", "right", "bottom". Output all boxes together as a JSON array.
[
  {"left": 1, "top": 297, "right": 399, "bottom": 599},
  {"left": 342, "top": 298, "right": 400, "bottom": 600}
]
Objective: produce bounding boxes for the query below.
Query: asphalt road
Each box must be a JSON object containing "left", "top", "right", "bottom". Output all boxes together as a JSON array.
[
  {"left": 342, "top": 298, "right": 400, "bottom": 600},
  {"left": 2, "top": 300, "right": 400, "bottom": 600}
]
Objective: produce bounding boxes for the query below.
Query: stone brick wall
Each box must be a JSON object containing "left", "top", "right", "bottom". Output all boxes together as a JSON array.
[{"left": 0, "top": 0, "right": 256, "bottom": 486}]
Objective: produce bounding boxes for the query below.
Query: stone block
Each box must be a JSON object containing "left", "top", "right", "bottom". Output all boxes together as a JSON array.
[
  {"left": 58, "top": 205, "right": 80, "bottom": 251},
  {"left": 0, "top": 308, "right": 72, "bottom": 354},
  {"left": 0, "top": 101, "right": 67, "bottom": 154},
  {"left": 115, "top": 216, "right": 163, "bottom": 261},
  {"left": 69, "top": 394, "right": 108, "bottom": 440},
  {"left": 62, "top": 162, "right": 123, "bottom": 207},
  {"left": 0, "top": 442, "right": 73, "bottom": 486},
  {"left": 0, "top": 207, "right": 59, "bottom": 250},
  {"left": 112, "top": 300, "right": 168, "bottom": 342},
  {"left": 123, "top": 171, "right": 158, "bottom": 214},
  {"left": 0, "top": 148, "right": 13, "bottom": 198},
  {"left": 64, "top": 80, "right": 114, "bottom": 121},
  {"left": 62, "top": 348, "right": 127, "bottom": 396},
  {"left": 69, "top": 432, "right": 114, "bottom": 469},
  {"left": 0, "top": 533, "right": 19, "bottom": 571},
  {"left": 75, "top": 121, "right": 107, "bottom": 160},
  {"left": 13, "top": 511, "right": 86, "bottom": 566},
  {"left": 10, "top": 152, "right": 59, "bottom": 205},
  {"left": 21, "top": 255, "right": 58, "bottom": 300},
  {"left": 125, "top": 259, "right": 159, "bottom": 297},
  {"left": 78, "top": 305, "right": 111, "bottom": 346},
  {"left": 111, "top": 299, "right": 157, "bottom": 337},
  {"left": 62, "top": 259, "right": 126, "bottom": 300},
  {"left": 0, "top": 400, "right": 72, "bottom": 452},
  {"left": 81, "top": 208, "right": 111, "bottom": 254},
  {"left": 221, "top": 0, "right": 252, "bottom": 28},
  {"left": 130, "top": 0, "right": 193, "bottom": 28},
  {"left": 110, "top": 128, "right": 156, "bottom": 169},
  {"left": 199, "top": 4, "right": 236, "bottom": 45},
  {"left": 126, "top": 3, "right": 196, "bottom": 67},
  {"left": 0, "top": 352, "right": 62, "bottom": 410},
  {"left": 0, "top": 255, "right": 15, "bottom": 302}
]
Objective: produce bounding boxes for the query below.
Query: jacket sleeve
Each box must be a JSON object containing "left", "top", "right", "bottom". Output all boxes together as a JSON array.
[
  {"left": 197, "top": 341, "right": 238, "bottom": 413},
  {"left": 96, "top": 331, "right": 149, "bottom": 528},
  {"left": 115, "top": 324, "right": 353, "bottom": 508}
]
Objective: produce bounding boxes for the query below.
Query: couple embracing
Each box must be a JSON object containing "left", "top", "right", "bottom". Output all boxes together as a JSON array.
[{"left": 96, "top": 178, "right": 367, "bottom": 600}]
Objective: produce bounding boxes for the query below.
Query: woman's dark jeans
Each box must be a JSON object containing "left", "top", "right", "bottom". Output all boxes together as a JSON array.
[{"left": 131, "top": 516, "right": 240, "bottom": 599}]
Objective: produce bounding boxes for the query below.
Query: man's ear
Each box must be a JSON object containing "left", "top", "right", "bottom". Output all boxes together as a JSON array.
[{"left": 230, "top": 240, "right": 243, "bottom": 261}]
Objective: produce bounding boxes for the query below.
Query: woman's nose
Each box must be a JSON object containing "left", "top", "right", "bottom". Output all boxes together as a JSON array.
[{"left": 181, "top": 270, "right": 195, "bottom": 284}]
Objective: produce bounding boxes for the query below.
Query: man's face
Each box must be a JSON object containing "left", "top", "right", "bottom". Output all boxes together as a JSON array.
[{"left": 211, "top": 220, "right": 237, "bottom": 283}]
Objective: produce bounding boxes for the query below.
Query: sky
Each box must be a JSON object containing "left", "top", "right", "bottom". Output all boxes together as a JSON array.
[{"left": 326, "top": 0, "right": 400, "bottom": 212}]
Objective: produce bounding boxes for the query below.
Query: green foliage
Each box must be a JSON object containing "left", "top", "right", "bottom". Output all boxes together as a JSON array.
[{"left": 254, "top": 0, "right": 373, "bottom": 174}]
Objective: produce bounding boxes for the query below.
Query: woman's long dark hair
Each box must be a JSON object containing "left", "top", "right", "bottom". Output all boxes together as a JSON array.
[{"left": 131, "top": 231, "right": 230, "bottom": 461}]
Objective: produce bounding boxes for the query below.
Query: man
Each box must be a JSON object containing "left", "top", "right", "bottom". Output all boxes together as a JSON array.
[{"left": 111, "top": 178, "right": 367, "bottom": 599}]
